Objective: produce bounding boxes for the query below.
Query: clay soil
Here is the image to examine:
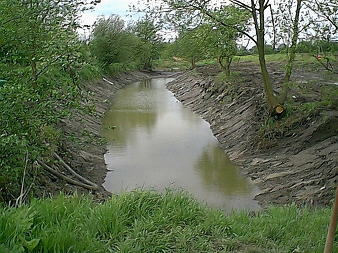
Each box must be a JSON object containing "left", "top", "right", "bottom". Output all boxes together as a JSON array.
[{"left": 167, "top": 61, "right": 337, "bottom": 207}]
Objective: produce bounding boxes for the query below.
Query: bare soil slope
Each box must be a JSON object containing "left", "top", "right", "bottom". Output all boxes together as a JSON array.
[{"left": 167, "top": 62, "right": 337, "bottom": 206}]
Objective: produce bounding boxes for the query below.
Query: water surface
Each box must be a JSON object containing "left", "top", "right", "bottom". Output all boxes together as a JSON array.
[{"left": 102, "top": 78, "right": 259, "bottom": 211}]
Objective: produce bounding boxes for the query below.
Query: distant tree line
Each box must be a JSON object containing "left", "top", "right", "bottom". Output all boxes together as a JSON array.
[{"left": 89, "top": 15, "right": 162, "bottom": 73}]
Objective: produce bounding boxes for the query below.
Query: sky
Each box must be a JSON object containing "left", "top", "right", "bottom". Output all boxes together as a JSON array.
[
  {"left": 80, "top": 0, "right": 138, "bottom": 27},
  {"left": 79, "top": 0, "right": 336, "bottom": 46},
  {"left": 79, "top": 0, "right": 178, "bottom": 40}
]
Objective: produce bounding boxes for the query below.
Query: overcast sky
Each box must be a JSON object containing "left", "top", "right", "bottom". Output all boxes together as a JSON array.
[{"left": 81, "top": 0, "right": 138, "bottom": 27}]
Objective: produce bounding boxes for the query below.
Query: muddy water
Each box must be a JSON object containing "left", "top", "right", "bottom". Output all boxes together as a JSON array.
[{"left": 102, "top": 78, "right": 259, "bottom": 211}]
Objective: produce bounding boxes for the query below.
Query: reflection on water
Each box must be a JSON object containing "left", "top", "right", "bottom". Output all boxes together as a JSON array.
[
  {"left": 102, "top": 78, "right": 260, "bottom": 211},
  {"left": 196, "top": 145, "right": 251, "bottom": 195}
]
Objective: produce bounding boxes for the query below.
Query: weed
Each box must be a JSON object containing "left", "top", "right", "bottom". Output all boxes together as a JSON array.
[{"left": 0, "top": 191, "right": 334, "bottom": 253}]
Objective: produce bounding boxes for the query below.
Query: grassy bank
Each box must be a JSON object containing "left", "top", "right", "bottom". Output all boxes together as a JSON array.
[
  {"left": 156, "top": 53, "right": 337, "bottom": 71},
  {"left": 0, "top": 190, "right": 334, "bottom": 253}
]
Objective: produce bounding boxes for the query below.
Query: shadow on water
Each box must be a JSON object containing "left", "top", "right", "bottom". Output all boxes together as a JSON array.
[{"left": 102, "top": 78, "right": 260, "bottom": 211}]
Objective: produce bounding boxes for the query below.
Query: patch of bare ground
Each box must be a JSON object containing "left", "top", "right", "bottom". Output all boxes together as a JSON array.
[{"left": 167, "top": 62, "right": 337, "bottom": 206}]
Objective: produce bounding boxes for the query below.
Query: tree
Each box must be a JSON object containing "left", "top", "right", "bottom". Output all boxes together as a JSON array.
[
  {"left": 304, "top": 0, "right": 337, "bottom": 34},
  {"left": 135, "top": 0, "right": 307, "bottom": 114},
  {"left": 90, "top": 15, "right": 136, "bottom": 68},
  {"left": 132, "top": 17, "right": 162, "bottom": 70},
  {"left": 0, "top": 0, "right": 97, "bottom": 87},
  {"left": 197, "top": 6, "right": 250, "bottom": 76},
  {"left": 174, "top": 28, "right": 206, "bottom": 69},
  {"left": 0, "top": 0, "right": 100, "bottom": 202},
  {"left": 90, "top": 15, "right": 162, "bottom": 72},
  {"left": 301, "top": 0, "right": 338, "bottom": 74}
]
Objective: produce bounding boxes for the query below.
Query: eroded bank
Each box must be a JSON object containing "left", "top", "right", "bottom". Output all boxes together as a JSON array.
[{"left": 167, "top": 70, "right": 337, "bottom": 206}]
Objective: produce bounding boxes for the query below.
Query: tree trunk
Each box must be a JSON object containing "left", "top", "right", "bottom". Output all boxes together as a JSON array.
[
  {"left": 269, "top": 4, "right": 277, "bottom": 52},
  {"left": 38, "top": 161, "right": 99, "bottom": 191},
  {"left": 144, "top": 57, "right": 152, "bottom": 70},
  {"left": 253, "top": 0, "right": 283, "bottom": 114},
  {"left": 283, "top": 0, "right": 302, "bottom": 83},
  {"left": 54, "top": 153, "right": 99, "bottom": 189},
  {"left": 280, "top": 0, "right": 302, "bottom": 104},
  {"left": 218, "top": 55, "right": 231, "bottom": 77},
  {"left": 324, "top": 187, "right": 338, "bottom": 253},
  {"left": 257, "top": 42, "right": 281, "bottom": 113},
  {"left": 191, "top": 56, "right": 196, "bottom": 69}
]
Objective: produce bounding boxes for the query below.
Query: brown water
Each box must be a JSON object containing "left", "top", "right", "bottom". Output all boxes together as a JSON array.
[{"left": 102, "top": 78, "right": 260, "bottom": 211}]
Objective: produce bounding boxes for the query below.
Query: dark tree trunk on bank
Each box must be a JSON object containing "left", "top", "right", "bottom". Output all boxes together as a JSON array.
[
  {"left": 280, "top": 0, "right": 302, "bottom": 104},
  {"left": 218, "top": 55, "right": 232, "bottom": 77},
  {"left": 191, "top": 56, "right": 196, "bottom": 69},
  {"left": 143, "top": 58, "right": 152, "bottom": 71},
  {"left": 252, "top": 0, "right": 283, "bottom": 114}
]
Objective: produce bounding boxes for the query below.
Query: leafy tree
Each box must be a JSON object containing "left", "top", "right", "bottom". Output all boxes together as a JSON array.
[
  {"left": 90, "top": 15, "right": 161, "bottom": 72},
  {"left": 90, "top": 15, "right": 137, "bottom": 71},
  {"left": 0, "top": 0, "right": 100, "bottom": 202},
  {"left": 173, "top": 29, "right": 206, "bottom": 69},
  {"left": 304, "top": 0, "right": 337, "bottom": 36},
  {"left": 132, "top": 17, "right": 163, "bottom": 70},
  {"left": 134, "top": 0, "right": 307, "bottom": 114},
  {"left": 197, "top": 6, "right": 250, "bottom": 76}
]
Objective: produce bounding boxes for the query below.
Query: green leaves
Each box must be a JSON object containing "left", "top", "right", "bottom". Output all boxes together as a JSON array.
[
  {"left": 0, "top": 0, "right": 100, "bottom": 202},
  {"left": 90, "top": 15, "right": 162, "bottom": 72}
]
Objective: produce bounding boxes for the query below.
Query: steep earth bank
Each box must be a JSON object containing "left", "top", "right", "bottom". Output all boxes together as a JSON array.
[
  {"left": 37, "top": 71, "right": 174, "bottom": 199},
  {"left": 167, "top": 65, "right": 337, "bottom": 206}
]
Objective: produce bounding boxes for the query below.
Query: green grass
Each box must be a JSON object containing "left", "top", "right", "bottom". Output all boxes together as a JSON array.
[
  {"left": 233, "top": 53, "right": 316, "bottom": 64},
  {"left": 0, "top": 190, "right": 335, "bottom": 253},
  {"left": 154, "top": 59, "right": 191, "bottom": 71},
  {"left": 154, "top": 58, "right": 217, "bottom": 71},
  {"left": 157, "top": 53, "right": 337, "bottom": 71}
]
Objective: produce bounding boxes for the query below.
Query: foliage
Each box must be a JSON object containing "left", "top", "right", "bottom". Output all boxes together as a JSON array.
[
  {"left": 132, "top": 17, "right": 163, "bottom": 70},
  {"left": 171, "top": 28, "right": 206, "bottom": 69},
  {"left": 90, "top": 15, "right": 162, "bottom": 73},
  {"left": 297, "top": 40, "right": 338, "bottom": 54},
  {"left": 0, "top": 190, "right": 334, "bottom": 253},
  {"left": 201, "top": 7, "right": 249, "bottom": 74},
  {"left": 0, "top": 0, "right": 100, "bottom": 202},
  {"left": 196, "top": 6, "right": 250, "bottom": 75},
  {"left": 90, "top": 15, "right": 138, "bottom": 71},
  {"left": 303, "top": 0, "right": 337, "bottom": 41}
]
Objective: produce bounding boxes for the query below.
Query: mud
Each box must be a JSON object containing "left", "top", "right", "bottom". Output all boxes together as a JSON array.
[{"left": 166, "top": 63, "right": 337, "bottom": 206}]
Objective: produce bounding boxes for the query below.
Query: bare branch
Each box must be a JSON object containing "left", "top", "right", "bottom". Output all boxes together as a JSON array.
[
  {"left": 230, "top": 0, "right": 252, "bottom": 11},
  {"left": 38, "top": 161, "right": 99, "bottom": 191},
  {"left": 54, "top": 152, "right": 98, "bottom": 188}
]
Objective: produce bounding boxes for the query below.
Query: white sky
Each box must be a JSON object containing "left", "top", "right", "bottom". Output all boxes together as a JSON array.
[
  {"left": 80, "top": 0, "right": 138, "bottom": 27},
  {"left": 79, "top": 0, "right": 336, "bottom": 45},
  {"left": 79, "top": 0, "right": 138, "bottom": 39}
]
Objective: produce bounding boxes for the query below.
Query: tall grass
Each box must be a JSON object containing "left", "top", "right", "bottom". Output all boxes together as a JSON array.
[{"left": 0, "top": 190, "right": 335, "bottom": 253}]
